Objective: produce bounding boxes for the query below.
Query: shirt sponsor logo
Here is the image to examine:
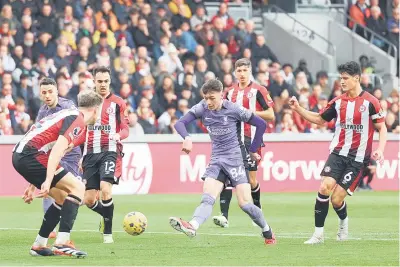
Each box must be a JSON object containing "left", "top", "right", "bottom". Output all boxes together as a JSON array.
[{"left": 88, "top": 124, "right": 112, "bottom": 132}]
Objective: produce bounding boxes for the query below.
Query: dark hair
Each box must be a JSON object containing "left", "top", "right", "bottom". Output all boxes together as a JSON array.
[
  {"left": 337, "top": 61, "right": 361, "bottom": 77},
  {"left": 235, "top": 58, "right": 252, "bottom": 70},
  {"left": 39, "top": 77, "right": 57, "bottom": 87},
  {"left": 93, "top": 66, "right": 111, "bottom": 77},
  {"left": 201, "top": 79, "right": 223, "bottom": 94}
]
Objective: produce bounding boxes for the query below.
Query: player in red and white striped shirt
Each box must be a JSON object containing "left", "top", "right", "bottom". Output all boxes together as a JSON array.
[
  {"left": 289, "top": 61, "right": 387, "bottom": 244},
  {"left": 76, "top": 66, "right": 129, "bottom": 244},
  {"left": 213, "top": 58, "right": 275, "bottom": 228}
]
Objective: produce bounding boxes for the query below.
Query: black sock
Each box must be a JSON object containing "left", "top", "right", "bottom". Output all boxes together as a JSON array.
[
  {"left": 251, "top": 183, "right": 261, "bottom": 209},
  {"left": 367, "top": 173, "right": 373, "bottom": 184},
  {"left": 219, "top": 188, "right": 232, "bottom": 219},
  {"left": 39, "top": 202, "right": 62, "bottom": 238},
  {"left": 59, "top": 195, "right": 81, "bottom": 233},
  {"left": 89, "top": 200, "right": 104, "bottom": 216},
  {"left": 102, "top": 198, "right": 114, "bottom": 234},
  {"left": 334, "top": 201, "right": 348, "bottom": 220},
  {"left": 315, "top": 193, "right": 329, "bottom": 227}
]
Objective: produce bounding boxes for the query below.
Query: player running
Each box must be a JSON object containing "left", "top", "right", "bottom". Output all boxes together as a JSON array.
[
  {"left": 288, "top": 61, "right": 387, "bottom": 244},
  {"left": 36, "top": 78, "right": 82, "bottom": 239},
  {"left": 77, "top": 66, "right": 129, "bottom": 244},
  {"left": 12, "top": 89, "right": 103, "bottom": 257},
  {"left": 213, "top": 58, "right": 275, "bottom": 228},
  {"left": 169, "top": 79, "right": 276, "bottom": 245}
]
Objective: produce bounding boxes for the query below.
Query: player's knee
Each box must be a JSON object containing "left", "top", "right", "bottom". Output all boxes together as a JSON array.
[
  {"left": 238, "top": 199, "right": 252, "bottom": 208},
  {"left": 200, "top": 193, "right": 215, "bottom": 206},
  {"left": 100, "top": 181, "right": 112, "bottom": 200},
  {"left": 84, "top": 191, "right": 97, "bottom": 207},
  {"left": 318, "top": 183, "right": 333, "bottom": 195},
  {"left": 70, "top": 180, "right": 85, "bottom": 199}
]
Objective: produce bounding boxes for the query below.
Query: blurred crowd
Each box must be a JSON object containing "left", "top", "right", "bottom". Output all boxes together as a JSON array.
[{"left": 0, "top": 0, "right": 398, "bottom": 136}]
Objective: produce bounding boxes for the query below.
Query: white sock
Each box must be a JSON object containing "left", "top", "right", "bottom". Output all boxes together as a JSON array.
[
  {"left": 189, "top": 220, "right": 199, "bottom": 230},
  {"left": 33, "top": 234, "right": 48, "bottom": 247},
  {"left": 315, "top": 227, "right": 324, "bottom": 236},
  {"left": 340, "top": 217, "right": 349, "bottom": 225},
  {"left": 55, "top": 232, "right": 70, "bottom": 245},
  {"left": 262, "top": 224, "right": 270, "bottom": 232}
]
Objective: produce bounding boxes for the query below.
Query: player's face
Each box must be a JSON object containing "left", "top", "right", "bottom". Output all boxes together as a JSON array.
[
  {"left": 204, "top": 91, "right": 223, "bottom": 110},
  {"left": 95, "top": 71, "right": 111, "bottom": 97},
  {"left": 40, "top": 84, "right": 58, "bottom": 108},
  {"left": 340, "top": 72, "right": 359, "bottom": 92},
  {"left": 235, "top": 65, "right": 251, "bottom": 85}
]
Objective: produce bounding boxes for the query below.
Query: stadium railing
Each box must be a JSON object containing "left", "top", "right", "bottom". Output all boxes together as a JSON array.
[
  {"left": 204, "top": 0, "right": 253, "bottom": 21},
  {"left": 296, "top": 0, "right": 348, "bottom": 13}
]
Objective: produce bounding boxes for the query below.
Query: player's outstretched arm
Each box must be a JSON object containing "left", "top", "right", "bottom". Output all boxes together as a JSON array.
[
  {"left": 288, "top": 96, "right": 326, "bottom": 125},
  {"left": 247, "top": 114, "right": 267, "bottom": 153},
  {"left": 174, "top": 112, "right": 197, "bottom": 154}
]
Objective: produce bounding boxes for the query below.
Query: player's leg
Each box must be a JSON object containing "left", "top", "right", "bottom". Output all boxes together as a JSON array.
[
  {"left": 98, "top": 152, "right": 118, "bottom": 243},
  {"left": 82, "top": 154, "right": 104, "bottom": 216},
  {"left": 235, "top": 182, "right": 276, "bottom": 244},
  {"left": 331, "top": 161, "right": 364, "bottom": 241},
  {"left": 366, "top": 162, "right": 376, "bottom": 190},
  {"left": 213, "top": 185, "right": 232, "bottom": 228},
  {"left": 42, "top": 197, "right": 57, "bottom": 238},
  {"left": 51, "top": 172, "right": 87, "bottom": 257},
  {"left": 304, "top": 154, "right": 345, "bottom": 244},
  {"left": 170, "top": 177, "right": 224, "bottom": 237}
]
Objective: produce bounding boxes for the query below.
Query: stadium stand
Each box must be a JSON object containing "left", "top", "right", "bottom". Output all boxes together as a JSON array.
[{"left": 0, "top": 0, "right": 398, "bottom": 135}]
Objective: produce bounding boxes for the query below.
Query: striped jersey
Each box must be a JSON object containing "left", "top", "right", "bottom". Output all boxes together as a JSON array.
[
  {"left": 225, "top": 82, "right": 274, "bottom": 141},
  {"left": 13, "top": 108, "right": 84, "bottom": 155},
  {"left": 83, "top": 93, "right": 129, "bottom": 155},
  {"left": 320, "top": 91, "right": 385, "bottom": 163}
]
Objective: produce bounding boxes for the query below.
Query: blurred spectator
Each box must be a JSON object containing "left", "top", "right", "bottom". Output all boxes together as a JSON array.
[
  {"left": 276, "top": 110, "right": 299, "bottom": 133},
  {"left": 95, "top": 1, "right": 120, "bottom": 32},
  {"left": 160, "top": 116, "right": 178, "bottom": 134},
  {"left": 168, "top": 0, "right": 192, "bottom": 18},
  {"left": 35, "top": 4, "right": 59, "bottom": 39},
  {"left": 0, "top": 5, "right": 20, "bottom": 34},
  {"left": 211, "top": 3, "right": 235, "bottom": 31},
  {"left": 190, "top": 5, "right": 208, "bottom": 29},
  {"left": 293, "top": 59, "right": 313, "bottom": 85},
  {"left": 293, "top": 71, "right": 310, "bottom": 93},
  {"left": 32, "top": 32, "right": 57, "bottom": 63},
  {"left": 349, "top": 0, "right": 370, "bottom": 29},
  {"left": 387, "top": 7, "right": 399, "bottom": 48},
  {"left": 0, "top": 45, "right": 16, "bottom": 72},
  {"left": 315, "top": 71, "right": 330, "bottom": 94},
  {"left": 93, "top": 20, "right": 117, "bottom": 49},
  {"left": 281, "top": 63, "right": 294, "bottom": 86},
  {"left": 360, "top": 73, "right": 374, "bottom": 93},
  {"left": 308, "top": 84, "right": 322, "bottom": 110},
  {"left": 158, "top": 104, "right": 177, "bottom": 132},
  {"left": 128, "top": 111, "right": 145, "bottom": 136},
  {"left": 366, "top": 6, "right": 387, "bottom": 48},
  {"left": 15, "top": 15, "right": 38, "bottom": 46},
  {"left": 251, "top": 35, "right": 278, "bottom": 68}
]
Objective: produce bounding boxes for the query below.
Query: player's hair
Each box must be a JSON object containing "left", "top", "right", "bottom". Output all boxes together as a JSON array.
[
  {"left": 39, "top": 77, "right": 57, "bottom": 88},
  {"left": 337, "top": 61, "right": 361, "bottom": 77},
  {"left": 235, "top": 58, "right": 252, "bottom": 70},
  {"left": 201, "top": 79, "right": 223, "bottom": 94},
  {"left": 92, "top": 66, "right": 111, "bottom": 78},
  {"left": 78, "top": 90, "right": 103, "bottom": 108}
]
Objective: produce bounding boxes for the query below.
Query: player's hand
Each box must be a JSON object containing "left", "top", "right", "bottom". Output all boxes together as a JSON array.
[
  {"left": 39, "top": 180, "right": 51, "bottom": 198},
  {"left": 109, "top": 133, "right": 121, "bottom": 142},
  {"left": 250, "top": 152, "right": 261, "bottom": 162},
  {"left": 22, "top": 185, "right": 35, "bottom": 204},
  {"left": 288, "top": 96, "right": 300, "bottom": 110},
  {"left": 78, "top": 158, "right": 83, "bottom": 173},
  {"left": 182, "top": 137, "right": 192, "bottom": 154},
  {"left": 372, "top": 149, "right": 384, "bottom": 164}
]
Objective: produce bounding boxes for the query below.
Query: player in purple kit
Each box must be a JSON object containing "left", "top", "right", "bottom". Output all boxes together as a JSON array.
[
  {"left": 36, "top": 78, "right": 82, "bottom": 238},
  {"left": 169, "top": 79, "right": 276, "bottom": 244}
]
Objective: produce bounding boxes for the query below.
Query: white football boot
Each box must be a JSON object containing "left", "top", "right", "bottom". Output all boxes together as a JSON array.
[
  {"left": 212, "top": 215, "right": 229, "bottom": 228},
  {"left": 337, "top": 217, "right": 349, "bottom": 241}
]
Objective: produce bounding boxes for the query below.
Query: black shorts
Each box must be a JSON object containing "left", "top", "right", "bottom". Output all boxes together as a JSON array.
[
  {"left": 82, "top": 151, "right": 120, "bottom": 190},
  {"left": 244, "top": 136, "right": 262, "bottom": 172},
  {"left": 320, "top": 153, "right": 365, "bottom": 196},
  {"left": 12, "top": 152, "right": 69, "bottom": 189}
]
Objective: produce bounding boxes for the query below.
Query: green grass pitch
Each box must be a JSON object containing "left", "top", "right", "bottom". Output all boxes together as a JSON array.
[{"left": 0, "top": 192, "right": 398, "bottom": 266}]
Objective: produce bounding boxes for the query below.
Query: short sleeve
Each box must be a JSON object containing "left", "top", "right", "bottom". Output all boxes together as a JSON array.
[
  {"left": 59, "top": 115, "right": 84, "bottom": 143},
  {"left": 369, "top": 99, "right": 385, "bottom": 123},
  {"left": 256, "top": 87, "right": 274, "bottom": 110},
  {"left": 233, "top": 103, "right": 253, "bottom": 122},
  {"left": 188, "top": 101, "right": 206, "bottom": 119},
  {"left": 320, "top": 99, "right": 337, "bottom": 122}
]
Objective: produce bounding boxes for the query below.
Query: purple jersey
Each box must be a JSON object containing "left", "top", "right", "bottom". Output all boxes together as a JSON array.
[
  {"left": 36, "top": 97, "right": 81, "bottom": 176},
  {"left": 189, "top": 99, "right": 253, "bottom": 159}
]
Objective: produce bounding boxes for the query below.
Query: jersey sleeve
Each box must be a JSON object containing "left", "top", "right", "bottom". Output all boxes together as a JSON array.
[
  {"left": 188, "top": 101, "right": 206, "bottom": 119},
  {"left": 369, "top": 98, "right": 385, "bottom": 123},
  {"left": 233, "top": 103, "right": 254, "bottom": 123},
  {"left": 59, "top": 115, "right": 84, "bottom": 144},
  {"left": 256, "top": 86, "right": 274, "bottom": 110},
  {"left": 319, "top": 99, "right": 337, "bottom": 122}
]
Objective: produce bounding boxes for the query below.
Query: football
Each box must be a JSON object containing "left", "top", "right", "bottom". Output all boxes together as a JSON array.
[{"left": 123, "top": 211, "right": 148, "bottom": 236}]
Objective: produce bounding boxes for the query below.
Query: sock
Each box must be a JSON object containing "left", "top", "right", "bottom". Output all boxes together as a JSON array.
[
  {"left": 251, "top": 183, "right": 261, "bottom": 209},
  {"left": 315, "top": 192, "right": 329, "bottom": 227},
  {"left": 89, "top": 200, "right": 104, "bottom": 216},
  {"left": 334, "top": 201, "right": 348, "bottom": 220},
  {"left": 102, "top": 198, "right": 114, "bottom": 235},
  {"left": 219, "top": 188, "right": 232, "bottom": 219},
  {"left": 33, "top": 234, "right": 48, "bottom": 247},
  {"left": 367, "top": 173, "right": 373, "bottom": 185},
  {"left": 38, "top": 202, "right": 62, "bottom": 239},
  {"left": 58, "top": 194, "right": 81, "bottom": 244},
  {"left": 42, "top": 197, "right": 53, "bottom": 213},
  {"left": 241, "top": 203, "right": 270, "bottom": 231},
  {"left": 190, "top": 193, "right": 216, "bottom": 230}
]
